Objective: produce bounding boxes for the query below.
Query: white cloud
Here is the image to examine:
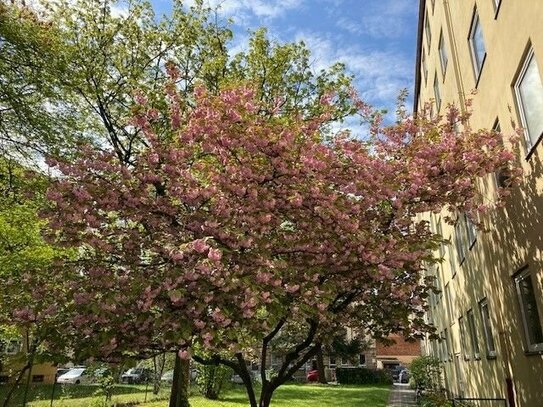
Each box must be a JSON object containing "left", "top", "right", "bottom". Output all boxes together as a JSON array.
[
  {"left": 184, "top": 0, "right": 304, "bottom": 20},
  {"left": 293, "top": 30, "right": 412, "bottom": 105},
  {"left": 336, "top": 0, "right": 418, "bottom": 39}
]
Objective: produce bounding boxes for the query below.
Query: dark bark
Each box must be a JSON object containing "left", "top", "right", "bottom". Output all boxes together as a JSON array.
[
  {"left": 193, "top": 353, "right": 258, "bottom": 407},
  {"left": 169, "top": 352, "right": 190, "bottom": 407},
  {"left": 316, "top": 343, "right": 327, "bottom": 384}
]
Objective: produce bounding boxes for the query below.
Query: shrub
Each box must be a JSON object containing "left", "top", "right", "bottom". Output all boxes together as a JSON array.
[
  {"left": 409, "top": 356, "right": 442, "bottom": 390},
  {"left": 335, "top": 367, "right": 393, "bottom": 385},
  {"left": 195, "top": 364, "right": 232, "bottom": 400}
]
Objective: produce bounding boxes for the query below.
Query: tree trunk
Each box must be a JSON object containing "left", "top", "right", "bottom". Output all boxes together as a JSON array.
[
  {"left": 22, "top": 350, "right": 35, "bottom": 407},
  {"left": 316, "top": 344, "right": 327, "bottom": 384},
  {"left": 169, "top": 353, "right": 190, "bottom": 407},
  {"left": 2, "top": 363, "right": 30, "bottom": 407},
  {"left": 235, "top": 354, "right": 258, "bottom": 407},
  {"left": 153, "top": 352, "right": 166, "bottom": 395},
  {"left": 259, "top": 383, "right": 274, "bottom": 407}
]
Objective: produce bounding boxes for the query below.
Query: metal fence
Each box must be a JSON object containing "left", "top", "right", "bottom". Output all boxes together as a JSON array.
[{"left": 451, "top": 397, "right": 507, "bottom": 407}]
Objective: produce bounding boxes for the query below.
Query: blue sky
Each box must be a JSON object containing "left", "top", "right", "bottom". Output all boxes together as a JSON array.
[{"left": 150, "top": 0, "right": 419, "bottom": 114}]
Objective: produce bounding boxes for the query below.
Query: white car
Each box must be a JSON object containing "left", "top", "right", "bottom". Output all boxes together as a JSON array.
[
  {"left": 161, "top": 369, "right": 197, "bottom": 383},
  {"left": 57, "top": 368, "right": 90, "bottom": 384}
]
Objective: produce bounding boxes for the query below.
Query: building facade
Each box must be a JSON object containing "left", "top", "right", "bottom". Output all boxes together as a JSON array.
[{"left": 414, "top": 1, "right": 543, "bottom": 406}]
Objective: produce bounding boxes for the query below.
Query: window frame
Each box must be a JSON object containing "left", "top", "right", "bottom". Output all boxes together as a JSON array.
[
  {"left": 514, "top": 47, "right": 543, "bottom": 154},
  {"left": 465, "top": 214, "right": 477, "bottom": 249},
  {"left": 479, "top": 298, "right": 497, "bottom": 358},
  {"left": 439, "top": 30, "right": 448, "bottom": 77},
  {"left": 433, "top": 72, "right": 441, "bottom": 112},
  {"left": 492, "top": 0, "right": 502, "bottom": 18},
  {"left": 514, "top": 268, "right": 543, "bottom": 353},
  {"left": 468, "top": 9, "right": 486, "bottom": 84},
  {"left": 329, "top": 356, "right": 336, "bottom": 367},
  {"left": 459, "top": 316, "right": 470, "bottom": 361},
  {"left": 422, "top": 49, "right": 428, "bottom": 84},
  {"left": 425, "top": 10, "right": 432, "bottom": 50},
  {"left": 4, "top": 339, "right": 22, "bottom": 355},
  {"left": 492, "top": 119, "right": 512, "bottom": 189},
  {"left": 467, "top": 309, "right": 481, "bottom": 360},
  {"left": 454, "top": 218, "right": 466, "bottom": 265}
]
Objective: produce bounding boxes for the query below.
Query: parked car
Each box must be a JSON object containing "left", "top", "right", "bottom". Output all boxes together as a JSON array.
[
  {"left": 160, "top": 370, "right": 174, "bottom": 383},
  {"left": 160, "top": 369, "right": 197, "bottom": 384},
  {"left": 306, "top": 369, "right": 319, "bottom": 382},
  {"left": 389, "top": 366, "right": 404, "bottom": 382},
  {"left": 121, "top": 367, "right": 152, "bottom": 384},
  {"left": 399, "top": 369, "right": 410, "bottom": 384},
  {"left": 55, "top": 368, "right": 71, "bottom": 380},
  {"left": 57, "top": 368, "right": 91, "bottom": 385}
]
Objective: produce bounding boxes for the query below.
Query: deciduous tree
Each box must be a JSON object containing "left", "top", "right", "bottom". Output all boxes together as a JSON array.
[{"left": 41, "top": 79, "right": 518, "bottom": 406}]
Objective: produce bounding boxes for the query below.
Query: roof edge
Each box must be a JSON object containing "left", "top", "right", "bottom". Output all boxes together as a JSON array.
[{"left": 413, "top": 0, "right": 426, "bottom": 116}]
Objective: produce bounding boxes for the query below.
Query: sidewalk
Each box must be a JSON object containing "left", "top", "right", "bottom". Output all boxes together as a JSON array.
[{"left": 387, "top": 383, "right": 417, "bottom": 407}]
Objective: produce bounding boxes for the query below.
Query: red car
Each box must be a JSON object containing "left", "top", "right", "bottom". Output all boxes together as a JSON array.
[{"left": 306, "top": 369, "right": 319, "bottom": 382}]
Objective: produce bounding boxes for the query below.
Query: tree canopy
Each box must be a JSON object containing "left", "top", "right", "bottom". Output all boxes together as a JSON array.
[
  {"left": 0, "top": 2, "right": 520, "bottom": 407},
  {"left": 41, "top": 81, "right": 516, "bottom": 406}
]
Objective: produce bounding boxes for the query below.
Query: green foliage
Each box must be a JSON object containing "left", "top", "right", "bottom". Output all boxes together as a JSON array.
[
  {"left": 409, "top": 355, "right": 443, "bottom": 391},
  {"left": 195, "top": 364, "right": 232, "bottom": 400},
  {"left": 0, "top": 0, "right": 355, "bottom": 163},
  {"left": 335, "top": 368, "right": 392, "bottom": 385},
  {"left": 418, "top": 390, "right": 452, "bottom": 407},
  {"left": 326, "top": 329, "right": 368, "bottom": 363}
]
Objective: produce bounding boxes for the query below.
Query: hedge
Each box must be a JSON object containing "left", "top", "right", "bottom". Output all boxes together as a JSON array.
[{"left": 336, "top": 367, "right": 393, "bottom": 385}]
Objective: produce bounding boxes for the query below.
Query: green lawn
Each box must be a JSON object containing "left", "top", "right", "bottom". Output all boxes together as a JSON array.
[{"left": 0, "top": 383, "right": 390, "bottom": 407}]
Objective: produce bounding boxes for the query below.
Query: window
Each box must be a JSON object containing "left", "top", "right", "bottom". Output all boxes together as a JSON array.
[
  {"left": 434, "top": 216, "right": 445, "bottom": 258},
  {"left": 479, "top": 298, "right": 497, "bottom": 358},
  {"left": 329, "top": 356, "right": 336, "bottom": 367},
  {"left": 422, "top": 51, "right": 428, "bottom": 84},
  {"left": 468, "top": 10, "right": 486, "bottom": 81},
  {"left": 454, "top": 218, "right": 466, "bottom": 265},
  {"left": 448, "top": 239, "right": 457, "bottom": 277},
  {"left": 4, "top": 340, "right": 21, "bottom": 355},
  {"left": 434, "top": 73, "right": 441, "bottom": 111},
  {"left": 514, "top": 268, "right": 543, "bottom": 352},
  {"left": 492, "top": 120, "right": 512, "bottom": 188},
  {"left": 445, "top": 283, "right": 453, "bottom": 324},
  {"left": 425, "top": 10, "right": 431, "bottom": 49},
  {"left": 359, "top": 354, "right": 366, "bottom": 366},
  {"left": 32, "top": 375, "right": 45, "bottom": 383},
  {"left": 459, "top": 316, "right": 470, "bottom": 360},
  {"left": 444, "top": 328, "right": 451, "bottom": 362},
  {"left": 514, "top": 48, "right": 543, "bottom": 150},
  {"left": 492, "top": 0, "right": 502, "bottom": 15},
  {"left": 465, "top": 214, "right": 477, "bottom": 249},
  {"left": 439, "top": 31, "right": 448, "bottom": 75},
  {"left": 467, "top": 309, "right": 480, "bottom": 359}
]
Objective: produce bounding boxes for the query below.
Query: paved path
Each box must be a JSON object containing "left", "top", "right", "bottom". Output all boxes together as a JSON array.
[{"left": 387, "top": 383, "right": 417, "bottom": 407}]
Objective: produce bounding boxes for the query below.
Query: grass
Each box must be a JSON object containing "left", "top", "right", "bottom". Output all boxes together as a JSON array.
[{"left": 0, "top": 382, "right": 390, "bottom": 406}]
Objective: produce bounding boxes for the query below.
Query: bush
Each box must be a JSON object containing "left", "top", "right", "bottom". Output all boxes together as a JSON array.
[
  {"left": 409, "top": 356, "right": 442, "bottom": 391},
  {"left": 335, "top": 367, "right": 393, "bottom": 385},
  {"left": 419, "top": 390, "right": 452, "bottom": 407},
  {"left": 195, "top": 364, "right": 232, "bottom": 400}
]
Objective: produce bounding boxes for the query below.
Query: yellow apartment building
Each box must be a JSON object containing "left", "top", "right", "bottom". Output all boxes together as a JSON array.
[{"left": 414, "top": 1, "right": 543, "bottom": 406}]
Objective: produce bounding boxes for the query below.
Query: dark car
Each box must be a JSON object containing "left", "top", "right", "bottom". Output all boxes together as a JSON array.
[
  {"left": 121, "top": 367, "right": 152, "bottom": 384},
  {"left": 399, "top": 369, "right": 410, "bottom": 383},
  {"left": 390, "top": 366, "right": 403, "bottom": 382}
]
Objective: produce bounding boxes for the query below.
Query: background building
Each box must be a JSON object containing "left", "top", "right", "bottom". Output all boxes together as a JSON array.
[{"left": 414, "top": 1, "right": 543, "bottom": 406}]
